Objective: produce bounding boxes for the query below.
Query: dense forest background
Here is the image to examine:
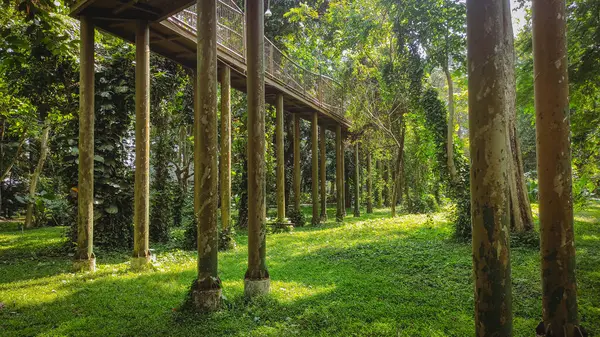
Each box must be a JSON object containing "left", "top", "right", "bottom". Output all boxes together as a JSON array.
[{"left": 1, "top": 0, "right": 599, "bottom": 250}]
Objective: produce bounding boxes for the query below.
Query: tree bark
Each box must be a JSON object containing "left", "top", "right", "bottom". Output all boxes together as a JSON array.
[
  {"left": 532, "top": 0, "right": 581, "bottom": 335},
  {"left": 191, "top": 0, "right": 221, "bottom": 311},
  {"left": 132, "top": 21, "right": 151, "bottom": 268},
  {"left": 244, "top": 0, "right": 269, "bottom": 297},
  {"left": 275, "top": 93, "right": 285, "bottom": 221},
  {"left": 24, "top": 120, "right": 50, "bottom": 229},
  {"left": 376, "top": 160, "right": 383, "bottom": 209},
  {"left": 444, "top": 65, "right": 458, "bottom": 183},
  {"left": 466, "top": 0, "right": 513, "bottom": 335},
  {"left": 366, "top": 152, "right": 373, "bottom": 213},
  {"left": 353, "top": 142, "right": 360, "bottom": 217},
  {"left": 220, "top": 66, "right": 232, "bottom": 231},
  {"left": 311, "top": 112, "right": 319, "bottom": 225},
  {"left": 75, "top": 16, "right": 95, "bottom": 272},
  {"left": 319, "top": 126, "right": 327, "bottom": 220},
  {"left": 391, "top": 122, "right": 405, "bottom": 218}
]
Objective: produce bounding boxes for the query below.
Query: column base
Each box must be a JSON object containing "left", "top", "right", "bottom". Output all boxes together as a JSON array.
[
  {"left": 73, "top": 256, "right": 96, "bottom": 272},
  {"left": 131, "top": 255, "right": 152, "bottom": 271},
  {"left": 190, "top": 285, "right": 222, "bottom": 312},
  {"left": 244, "top": 278, "right": 270, "bottom": 298}
]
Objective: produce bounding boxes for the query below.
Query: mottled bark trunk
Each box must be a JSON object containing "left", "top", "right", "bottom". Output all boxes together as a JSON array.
[
  {"left": 376, "top": 160, "right": 383, "bottom": 209},
  {"left": 444, "top": 66, "right": 458, "bottom": 183},
  {"left": 75, "top": 16, "right": 95, "bottom": 272},
  {"left": 366, "top": 152, "right": 373, "bottom": 213},
  {"left": 532, "top": 0, "right": 581, "bottom": 335},
  {"left": 353, "top": 143, "right": 360, "bottom": 217},
  {"left": 132, "top": 21, "right": 151, "bottom": 268},
  {"left": 244, "top": 0, "right": 269, "bottom": 296},
  {"left": 220, "top": 66, "right": 232, "bottom": 231},
  {"left": 335, "top": 125, "right": 343, "bottom": 221},
  {"left": 467, "top": 0, "right": 513, "bottom": 335},
  {"left": 190, "top": 0, "right": 221, "bottom": 311},
  {"left": 505, "top": 14, "right": 534, "bottom": 234},
  {"left": 311, "top": 112, "right": 319, "bottom": 225},
  {"left": 275, "top": 94, "right": 285, "bottom": 221},
  {"left": 24, "top": 120, "right": 50, "bottom": 229},
  {"left": 319, "top": 126, "right": 327, "bottom": 220},
  {"left": 384, "top": 160, "right": 390, "bottom": 207},
  {"left": 390, "top": 124, "right": 405, "bottom": 218},
  {"left": 293, "top": 114, "right": 301, "bottom": 212}
]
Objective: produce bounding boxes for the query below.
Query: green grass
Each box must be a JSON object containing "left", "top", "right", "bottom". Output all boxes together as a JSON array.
[{"left": 1, "top": 204, "right": 599, "bottom": 336}]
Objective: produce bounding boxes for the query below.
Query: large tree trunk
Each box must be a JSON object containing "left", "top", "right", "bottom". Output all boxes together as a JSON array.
[
  {"left": 532, "top": 0, "right": 582, "bottom": 335},
  {"left": 390, "top": 119, "right": 405, "bottom": 217},
  {"left": 504, "top": 18, "right": 534, "bottom": 233},
  {"left": 467, "top": 0, "right": 514, "bottom": 335},
  {"left": 25, "top": 120, "right": 50, "bottom": 229},
  {"left": 443, "top": 65, "right": 458, "bottom": 183}
]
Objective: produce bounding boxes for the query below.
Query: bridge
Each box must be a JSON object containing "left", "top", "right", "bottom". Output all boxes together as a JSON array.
[
  {"left": 70, "top": 0, "right": 349, "bottom": 129},
  {"left": 70, "top": 0, "right": 349, "bottom": 306}
]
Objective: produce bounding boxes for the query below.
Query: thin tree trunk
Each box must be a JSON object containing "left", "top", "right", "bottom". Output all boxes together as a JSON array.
[
  {"left": 467, "top": 0, "right": 513, "bottom": 334},
  {"left": 444, "top": 65, "right": 458, "bottom": 183},
  {"left": 366, "top": 152, "right": 373, "bottom": 213},
  {"left": 353, "top": 142, "right": 360, "bottom": 217},
  {"left": 391, "top": 120, "right": 405, "bottom": 217},
  {"left": 24, "top": 121, "right": 50, "bottom": 229},
  {"left": 532, "top": 0, "right": 582, "bottom": 335}
]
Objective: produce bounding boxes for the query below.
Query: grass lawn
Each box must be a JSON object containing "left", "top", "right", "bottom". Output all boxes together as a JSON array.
[{"left": 1, "top": 204, "right": 599, "bottom": 336}]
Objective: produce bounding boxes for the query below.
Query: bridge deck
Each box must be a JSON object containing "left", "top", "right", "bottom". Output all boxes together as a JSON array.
[{"left": 71, "top": 0, "right": 350, "bottom": 130}]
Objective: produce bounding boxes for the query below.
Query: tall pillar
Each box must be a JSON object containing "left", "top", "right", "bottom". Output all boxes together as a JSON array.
[
  {"left": 275, "top": 94, "right": 285, "bottom": 221},
  {"left": 467, "top": 0, "right": 512, "bottom": 334},
  {"left": 366, "top": 152, "right": 373, "bottom": 213},
  {"left": 311, "top": 112, "right": 319, "bottom": 225},
  {"left": 353, "top": 142, "right": 360, "bottom": 217},
  {"left": 319, "top": 126, "right": 327, "bottom": 220},
  {"left": 335, "top": 125, "right": 343, "bottom": 221},
  {"left": 74, "top": 16, "right": 95, "bottom": 272},
  {"left": 245, "top": 0, "right": 270, "bottom": 298},
  {"left": 190, "top": 0, "right": 221, "bottom": 311},
  {"left": 220, "top": 66, "right": 233, "bottom": 246},
  {"left": 293, "top": 114, "right": 301, "bottom": 212},
  {"left": 533, "top": 0, "right": 582, "bottom": 335},
  {"left": 132, "top": 20, "right": 151, "bottom": 270}
]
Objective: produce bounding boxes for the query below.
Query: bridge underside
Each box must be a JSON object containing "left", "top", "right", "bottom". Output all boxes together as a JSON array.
[{"left": 70, "top": 0, "right": 350, "bottom": 131}]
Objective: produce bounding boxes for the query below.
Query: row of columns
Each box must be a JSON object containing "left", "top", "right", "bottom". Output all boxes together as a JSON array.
[{"left": 73, "top": 0, "right": 351, "bottom": 311}]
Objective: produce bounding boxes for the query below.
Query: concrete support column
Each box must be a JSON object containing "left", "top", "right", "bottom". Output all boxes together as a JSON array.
[
  {"left": 275, "top": 94, "right": 285, "bottom": 221},
  {"left": 293, "top": 114, "right": 301, "bottom": 212},
  {"left": 190, "top": 0, "right": 221, "bottom": 312},
  {"left": 132, "top": 20, "right": 151, "bottom": 270},
  {"left": 335, "top": 125, "right": 343, "bottom": 221},
  {"left": 353, "top": 142, "right": 360, "bottom": 217},
  {"left": 220, "top": 66, "right": 233, "bottom": 249},
  {"left": 74, "top": 16, "right": 96, "bottom": 272},
  {"left": 533, "top": 0, "right": 582, "bottom": 334},
  {"left": 311, "top": 112, "right": 319, "bottom": 225},
  {"left": 366, "top": 152, "right": 373, "bottom": 213},
  {"left": 244, "top": 0, "right": 270, "bottom": 298},
  {"left": 319, "top": 126, "right": 327, "bottom": 220}
]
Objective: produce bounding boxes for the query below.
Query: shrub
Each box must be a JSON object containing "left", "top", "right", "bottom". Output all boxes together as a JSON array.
[{"left": 287, "top": 208, "right": 306, "bottom": 227}]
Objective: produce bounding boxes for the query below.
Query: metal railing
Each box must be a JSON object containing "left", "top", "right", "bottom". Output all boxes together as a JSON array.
[{"left": 167, "top": 1, "right": 344, "bottom": 118}]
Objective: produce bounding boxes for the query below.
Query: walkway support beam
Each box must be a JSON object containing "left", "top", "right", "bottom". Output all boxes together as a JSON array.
[
  {"left": 467, "top": 0, "right": 513, "bottom": 335},
  {"left": 293, "top": 114, "right": 301, "bottom": 212},
  {"left": 335, "top": 125, "right": 343, "bottom": 221},
  {"left": 275, "top": 93, "right": 285, "bottom": 221},
  {"left": 190, "top": 0, "right": 221, "bottom": 312},
  {"left": 533, "top": 0, "right": 582, "bottom": 335},
  {"left": 74, "top": 16, "right": 96, "bottom": 272},
  {"left": 220, "top": 65, "right": 233, "bottom": 248},
  {"left": 244, "top": 0, "right": 270, "bottom": 298},
  {"left": 319, "top": 126, "right": 327, "bottom": 220},
  {"left": 353, "top": 142, "right": 360, "bottom": 217},
  {"left": 311, "top": 112, "right": 319, "bottom": 225},
  {"left": 132, "top": 20, "right": 151, "bottom": 270}
]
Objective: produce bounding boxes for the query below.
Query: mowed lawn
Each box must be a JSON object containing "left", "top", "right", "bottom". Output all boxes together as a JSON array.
[{"left": 1, "top": 204, "right": 599, "bottom": 337}]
